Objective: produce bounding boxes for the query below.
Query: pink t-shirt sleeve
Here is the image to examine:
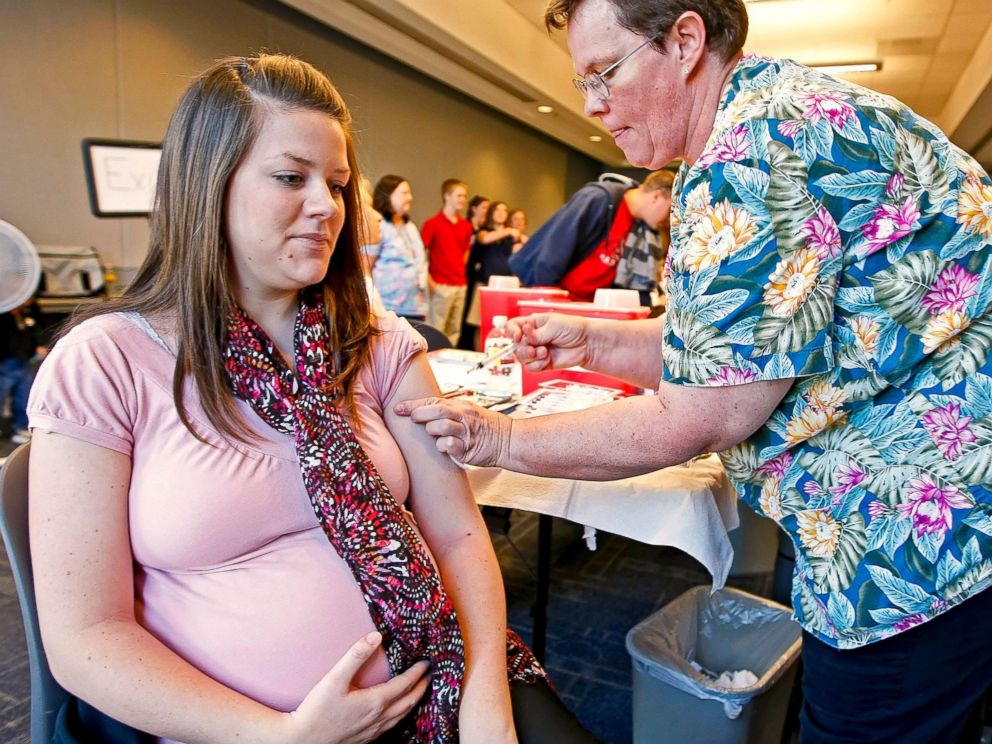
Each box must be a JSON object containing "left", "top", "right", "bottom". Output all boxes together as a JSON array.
[
  {"left": 365, "top": 312, "right": 429, "bottom": 405},
  {"left": 27, "top": 317, "right": 138, "bottom": 456}
]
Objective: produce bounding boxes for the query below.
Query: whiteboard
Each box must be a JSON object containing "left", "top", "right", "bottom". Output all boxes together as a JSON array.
[{"left": 82, "top": 139, "right": 162, "bottom": 217}]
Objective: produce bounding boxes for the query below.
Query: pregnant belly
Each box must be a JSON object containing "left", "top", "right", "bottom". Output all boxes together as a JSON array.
[{"left": 135, "top": 529, "right": 391, "bottom": 712}]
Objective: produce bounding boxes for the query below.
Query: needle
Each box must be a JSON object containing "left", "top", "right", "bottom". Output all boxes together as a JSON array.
[{"left": 469, "top": 342, "right": 519, "bottom": 372}]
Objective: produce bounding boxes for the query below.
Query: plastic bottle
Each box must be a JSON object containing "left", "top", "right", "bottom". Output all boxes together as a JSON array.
[{"left": 484, "top": 315, "right": 515, "bottom": 375}]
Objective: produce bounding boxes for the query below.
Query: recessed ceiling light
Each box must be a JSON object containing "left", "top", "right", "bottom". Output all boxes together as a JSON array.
[
  {"left": 537, "top": 105, "right": 554, "bottom": 114},
  {"left": 809, "top": 62, "right": 881, "bottom": 75},
  {"left": 589, "top": 134, "right": 603, "bottom": 142}
]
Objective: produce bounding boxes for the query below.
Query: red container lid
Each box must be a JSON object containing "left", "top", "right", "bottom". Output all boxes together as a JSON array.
[
  {"left": 517, "top": 299, "right": 650, "bottom": 321},
  {"left": 477, "top": 287, "right": 570, "bottom": 351}
]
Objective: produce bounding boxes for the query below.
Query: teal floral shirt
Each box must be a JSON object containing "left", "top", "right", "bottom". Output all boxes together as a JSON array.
[{"left": 665, "top": 54, "right": 992, "bottom": 649}]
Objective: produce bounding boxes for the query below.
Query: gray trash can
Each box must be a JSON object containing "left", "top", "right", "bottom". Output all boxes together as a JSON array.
[{"left": 626, "top": 586, "right": 802, "bottom": 744}]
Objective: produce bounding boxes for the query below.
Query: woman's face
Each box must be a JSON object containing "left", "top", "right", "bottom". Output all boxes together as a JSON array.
[
  {"left": 472, "top": 200, "right": 490, "bottom": 223},
  {"left": 390, "top": 181, "right": 413, "bottom": 217},
  {"left": 509, "top": 210, "right": 527, "bottom": 232},
  {"left": 492, "top": 203, "right": 508, "bottom": 226},
  {"left": 224, "top": 108, "right": 349, "bottom": 303}
]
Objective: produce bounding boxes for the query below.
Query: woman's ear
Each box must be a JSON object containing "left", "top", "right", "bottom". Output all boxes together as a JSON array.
[{"left": 670, "top": 11, "right": 707, "bottom": 77}]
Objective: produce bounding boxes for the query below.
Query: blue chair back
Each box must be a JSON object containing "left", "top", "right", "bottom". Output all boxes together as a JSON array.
[
  {"left": 410, "top": 321, "right": 454, "bottom": 351},
  {"left": 0, "top": 442, "right": 71, "bottom": 743}
]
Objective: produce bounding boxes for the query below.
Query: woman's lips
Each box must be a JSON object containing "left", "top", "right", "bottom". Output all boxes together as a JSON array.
[{"left": 293, "top": 233, "right": 330, "bottom": 247}]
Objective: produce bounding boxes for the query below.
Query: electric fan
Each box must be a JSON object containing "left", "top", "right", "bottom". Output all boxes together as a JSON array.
[{"left": 0, "top": 219, "right": 41, "bottom": 313}]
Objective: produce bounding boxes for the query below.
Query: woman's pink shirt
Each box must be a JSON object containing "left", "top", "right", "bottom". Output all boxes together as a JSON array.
[{"left": 28, "top": 311, "right": 428, "bottom": 713}]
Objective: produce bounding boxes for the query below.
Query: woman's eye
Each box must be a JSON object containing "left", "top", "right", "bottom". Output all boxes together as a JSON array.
[
  {"left": 275, "top": 174, "right": 303, "bottom": 186},
  {"left": 330, "top": 183, "right": 347, "bottom": 196}
]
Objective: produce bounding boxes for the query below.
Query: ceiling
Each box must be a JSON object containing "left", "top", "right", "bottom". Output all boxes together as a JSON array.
[{"left": 281, "top": 0, "right": 992, "bottom": 168}]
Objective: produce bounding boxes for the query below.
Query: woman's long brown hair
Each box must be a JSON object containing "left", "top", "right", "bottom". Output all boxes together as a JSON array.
[{"left": 67, "top": 53, "right": 376, "bottom": 442}]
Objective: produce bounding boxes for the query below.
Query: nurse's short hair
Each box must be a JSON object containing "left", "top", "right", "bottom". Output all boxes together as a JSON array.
[{"left": 545, "top": 0, "right": 748, "bottom": 63}]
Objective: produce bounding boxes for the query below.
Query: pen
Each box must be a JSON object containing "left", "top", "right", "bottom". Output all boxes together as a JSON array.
[{"left": 469, "top": 342, "right": 519, "bottom": 372}]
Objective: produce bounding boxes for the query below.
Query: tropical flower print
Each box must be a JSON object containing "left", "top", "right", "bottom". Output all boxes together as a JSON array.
[
  {"left": 760, "top": 477, "right": 785, "bottom": 521},
  {"left": 828, "top": 461, "right": 867, "bottom": 499},
  {"left": 796, "top": 509, "right": 842, "bottom": 558},
  {"left": 921, "top": 263, "right": 979, "bottom": 315},
  {"left": 706, "top": 366, "right": 758, "bottom": 385},
  {"left": 801, "top": 91, "right": 856, "bottom": 128},
  {"left": 682, "top": 181, "right": 714, "bottom": 228},
  {"left": 806, "top": 381, "right": 848, "bottom": 412},
  {"left": 921, "top": 310, "right": 969, "bottom": 354},
  {"left": 856, "top": 197, "right": 920, "bottom": 258},
  {"left": 897, "top": 475, "right": 972, "bottom": 538},
  {"left": 785, "top": 405, "right": 846, "bottom": 445},
  {"left": 885, "top": 173, "right": 904, "bottom": 200},
  {"left": 757, "top": 451, "right": 793, "bottom": 478},
  {"left": 892, "top": 614, "right": 927, "bottom": 632},
  {"left": 698, "top": 124, "right": 750, "bottom": 169},
  {"left": 785, "top": 382, "right": 847, "bottom": 445},
  {"left": 684, "top": 200, "right": 757, "bottom": 272},
  {"left": 957, "top": 174, "right": 992, "bottom": 239},
  {"left": 800, "top": 208, "right": 841, "bottom": 259},
  {"left": 669, "top": 54, "right": 992, "bottom": 649},
  {"left": 867, "top": 500, "right": 891, "bottom": 519},
  {"left": 850, "top": 316, "right": 880, "bottom": 358},
  {"left": 921, "top": 402, "right": 977, "bottom": 461},
  {"left": 854, "top": 88, "right": 901, "bottom": 111},
  {"left": 763, "top": 248, "right": 821, "bottom": 317},
  {"left": 777, "top": 120, "right": 801, "bottom": 139},
  {"left": 683, "top": 181, "right": 713, "bottom": 217}
]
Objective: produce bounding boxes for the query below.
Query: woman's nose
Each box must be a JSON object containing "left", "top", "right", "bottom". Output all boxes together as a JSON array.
[{"left": 305, "top": 182, "right": 337, "bottom": 220}]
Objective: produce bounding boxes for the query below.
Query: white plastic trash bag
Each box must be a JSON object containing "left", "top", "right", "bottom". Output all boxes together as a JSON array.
[{"left": 626, "top": 586, "right": 801, "bottom": 719}]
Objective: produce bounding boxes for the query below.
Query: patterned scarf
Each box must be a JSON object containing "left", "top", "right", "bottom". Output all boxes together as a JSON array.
[{"left": 223, "top": 287, "right": 464, "bottom": 742}]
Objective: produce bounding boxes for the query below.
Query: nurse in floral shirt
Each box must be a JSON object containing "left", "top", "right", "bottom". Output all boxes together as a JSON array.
[
  {"left": 400, "top": 0, "right": 992, "bottom": 740},
  {"left": 668, "top": 51, "right": 992, "bottom": 650}
]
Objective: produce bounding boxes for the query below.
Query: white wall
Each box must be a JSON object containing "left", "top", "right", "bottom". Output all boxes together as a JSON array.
[{"left": 0, "top": 0, "right": 601, "bottom": 278}]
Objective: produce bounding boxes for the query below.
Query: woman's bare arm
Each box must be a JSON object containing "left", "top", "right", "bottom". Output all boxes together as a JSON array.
[{"left": 384, "top": 351, "right": 517, "bottom": 744}]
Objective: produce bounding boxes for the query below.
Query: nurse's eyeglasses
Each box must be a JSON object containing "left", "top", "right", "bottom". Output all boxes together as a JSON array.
[{"left": 573, "top": 37, "right": 656, "bottom": 100}]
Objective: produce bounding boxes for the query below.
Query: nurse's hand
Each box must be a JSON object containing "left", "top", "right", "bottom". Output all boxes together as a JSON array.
[
  {"left": 282, "top": 631, "right": 430, "bottom": 743},
  {"left": 394, "top": 397, "right": 511, "bottom": 468},
  {"left": 507, "top": 312, "right": 591, "bottom": 373}
]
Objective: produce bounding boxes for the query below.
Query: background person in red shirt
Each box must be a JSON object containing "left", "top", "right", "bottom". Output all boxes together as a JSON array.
[{"left": 421, "top": 178, "right": 473, "bottom": 344}]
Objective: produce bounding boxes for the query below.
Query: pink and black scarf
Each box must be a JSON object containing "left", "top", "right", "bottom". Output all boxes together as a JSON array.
[{"left": 222, "top": 287, "right": 544, "bottom": 742}]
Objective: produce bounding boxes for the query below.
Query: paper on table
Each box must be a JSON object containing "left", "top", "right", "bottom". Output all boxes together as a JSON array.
[
  {"left": 428, "top": 349, "right": 519, "bottom": 399},
  {"left": 509, "top": 380, "right": 624, "bottom": 417}
]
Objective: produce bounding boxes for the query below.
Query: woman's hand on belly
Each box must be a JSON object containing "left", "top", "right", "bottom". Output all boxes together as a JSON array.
[{"left": 280, "top": 631, "right": 429, "bottom": 743}]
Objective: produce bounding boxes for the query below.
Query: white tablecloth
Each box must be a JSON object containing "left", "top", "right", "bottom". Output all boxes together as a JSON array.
[
  {"left": 466, "top": 454, "right": 740, "bottom": 590},
  {"left": 426, "top": 351, "right": 740, "bottom": 590}
]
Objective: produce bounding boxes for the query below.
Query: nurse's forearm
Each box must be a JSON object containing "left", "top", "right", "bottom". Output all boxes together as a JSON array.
[
  {"left": 583, "top": 316, "right": 666, "bottom": 390},
  {"left": 499, "top": 375, "right": 793, "bottom": 481},
  {"left": 502, "top": 395, "right": 704, "bottom": 481}
]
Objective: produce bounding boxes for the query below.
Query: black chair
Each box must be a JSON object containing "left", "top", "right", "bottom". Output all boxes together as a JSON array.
[
  {"left": 0, "top": 442, "right": 71, "bottom": 743},
  {"left": 409, "top": 320, "right": 453, "bottom": 351}
]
